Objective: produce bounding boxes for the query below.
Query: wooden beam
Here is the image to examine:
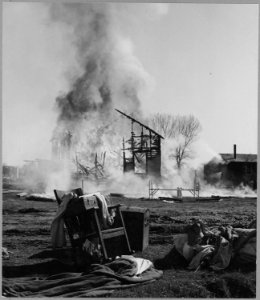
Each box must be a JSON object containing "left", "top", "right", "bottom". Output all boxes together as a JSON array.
[{"left": 115, "top": 109, "right": 164, "bottom": 139}]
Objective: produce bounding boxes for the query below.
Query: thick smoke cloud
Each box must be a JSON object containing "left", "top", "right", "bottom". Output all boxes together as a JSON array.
[
  {"left": 52, "top": 4, "right": 114, "bottom": 121},
  {"left": 49, "top": 3, "right": 149, "bottom": 158}
]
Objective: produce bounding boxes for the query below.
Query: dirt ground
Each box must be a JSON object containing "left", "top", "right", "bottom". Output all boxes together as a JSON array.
[{"left": 2, "top": 188, "right": 257, "bottom": 298}]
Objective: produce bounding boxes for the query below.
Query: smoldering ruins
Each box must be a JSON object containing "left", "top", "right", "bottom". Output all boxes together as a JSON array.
[{"left": 2, "top": 3, "right": 257, "bottom": 298}]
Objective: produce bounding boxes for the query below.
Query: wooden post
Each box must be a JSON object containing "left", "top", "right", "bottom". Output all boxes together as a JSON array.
[
  {"left": 123, "top": 138, "right": 126, "bottom": 172},
  {"left": 81, "top": 179, "right": 84, "bottom": 193},
  {"left": 131, "top": 121, "right": 135, "bottom": 169},
  {"left": 194, "top": 170, "right": 197, "bottom": 198},
  {"left": 141, "top": 126, "right": 144, "bottom": 151}
]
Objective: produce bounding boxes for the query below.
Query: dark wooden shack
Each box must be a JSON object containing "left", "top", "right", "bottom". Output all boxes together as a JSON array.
[{"left": 204, "top": 145, "right": 257, "bottom": 190}]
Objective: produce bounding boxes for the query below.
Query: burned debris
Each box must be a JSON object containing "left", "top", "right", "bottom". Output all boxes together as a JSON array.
[{"left": 75, "top": 152, "right": 107, "bottom": 181}]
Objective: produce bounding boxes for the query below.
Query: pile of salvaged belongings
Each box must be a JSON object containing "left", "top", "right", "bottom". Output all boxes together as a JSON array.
[
  {"left": 51, "top": 191, "right": 115, "bottom": 252},
  {"left": 2, "top": 255, "right": 162, "bottom": 297},
  {"left": 173, "top": 219, "right": 256, "bottom": 271}
]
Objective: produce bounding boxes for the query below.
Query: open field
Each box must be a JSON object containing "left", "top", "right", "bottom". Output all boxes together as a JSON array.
[{"left": 2, "top": 189, "right": 257, "bottom": 298}]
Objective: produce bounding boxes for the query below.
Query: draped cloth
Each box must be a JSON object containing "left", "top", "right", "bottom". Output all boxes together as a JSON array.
[
  {"left": 2, "top": 258, "right": 163, "bottom": 298},
  {"left": 51, "top": 193, "right": 74, "bottom": 248},
  {"left": 50, "top": 192, "right": 113, "bottom": 248}
]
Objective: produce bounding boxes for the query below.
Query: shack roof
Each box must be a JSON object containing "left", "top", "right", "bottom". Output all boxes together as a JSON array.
[{"left": 220, "top": 153, "right": 257, "bottom": 163}]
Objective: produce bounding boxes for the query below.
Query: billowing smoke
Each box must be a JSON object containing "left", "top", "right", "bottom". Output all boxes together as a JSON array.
[
  {"left": 45, "top": 3, "right": 152, "bottom": 192},
  {"left": 51, "top": 3, "right": 150, "bottom": 153},
  {"left": 58, "top": 8, "right": 147, "bottom": 104}
]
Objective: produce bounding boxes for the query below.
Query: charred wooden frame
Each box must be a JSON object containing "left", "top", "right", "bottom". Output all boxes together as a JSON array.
[{"left": 116, "top": 109, "right": 164, "bottom": 178}]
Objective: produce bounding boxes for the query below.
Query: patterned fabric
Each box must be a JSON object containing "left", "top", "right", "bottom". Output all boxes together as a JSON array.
[{"left": 2, "top": 258, "right": 163, "bottom": 297}]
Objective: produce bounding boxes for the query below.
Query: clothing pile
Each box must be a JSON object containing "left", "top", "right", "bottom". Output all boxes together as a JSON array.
[{"left": 173, "top": 220, "right": 256, "bottom": 271}]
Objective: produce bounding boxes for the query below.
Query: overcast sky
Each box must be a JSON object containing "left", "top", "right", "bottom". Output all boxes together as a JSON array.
[{"left": 2, "top": 2, "right": 259, "bottom": 165}]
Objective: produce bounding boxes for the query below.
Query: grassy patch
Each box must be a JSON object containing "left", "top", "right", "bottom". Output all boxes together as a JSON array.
[
  {"left": 2, "top": 192, "right": 256, "bottom": 298},
  {"left": 4, "top": 228, "right": 50, "bottom": 236},
  {"left": 112, "top": 271, "right": 212, "bottom": 298},
  {"left": 206, "top": 272, "right": 256, "bottom": 298},
  {"left": 18, "top": 208, "right": 44, "bottom": 213}
]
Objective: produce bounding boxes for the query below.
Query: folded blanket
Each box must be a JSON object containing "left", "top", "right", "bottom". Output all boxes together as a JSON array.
[{"left": 2, "top": 259, "right": 163, "bottom": 297}]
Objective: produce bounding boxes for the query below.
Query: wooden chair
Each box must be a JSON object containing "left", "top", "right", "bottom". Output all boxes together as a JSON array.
[
  {"left": 53, "top": 189, "right": 132, "bottom": 261},
  {"left": 54, "top": 188, "right": 84, "bottom": 205}
]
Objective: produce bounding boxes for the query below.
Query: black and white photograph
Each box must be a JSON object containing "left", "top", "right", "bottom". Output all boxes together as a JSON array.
[{"left": 2, "top": 1, "right": 258, "bottom": 298}]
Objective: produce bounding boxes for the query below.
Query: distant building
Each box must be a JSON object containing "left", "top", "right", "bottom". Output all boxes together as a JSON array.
[
  {"left": 204, "top": 145, "right": 257, "bottom": 190},
  {"left": 3, "top": 165, "right": 20, "bottom": 180}
]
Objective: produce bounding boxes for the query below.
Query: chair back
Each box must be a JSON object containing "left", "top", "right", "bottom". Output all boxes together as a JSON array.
[{"left": 54, "top": 188, "right": 83, "bottom": 205}]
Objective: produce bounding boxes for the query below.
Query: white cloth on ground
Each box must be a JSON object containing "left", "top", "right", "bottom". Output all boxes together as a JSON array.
[{"left": 120, "top": 255, "right": 154, "bottom": 276}]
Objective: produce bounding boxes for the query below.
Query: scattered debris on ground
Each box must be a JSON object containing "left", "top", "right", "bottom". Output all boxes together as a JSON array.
[{"left": 2, "top": 189, "right": 256, "bottom": 298}]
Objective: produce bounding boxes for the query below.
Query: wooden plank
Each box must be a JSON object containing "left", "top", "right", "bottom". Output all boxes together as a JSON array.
[
  {"left": 102, "top": 228, "right": 125, "bottom": 239},
  {"left": 118, "top": 208, "right": 132, "bottom": 254},
  {"left": 93, "top": 209, "right": 108, "bottom": 259}
]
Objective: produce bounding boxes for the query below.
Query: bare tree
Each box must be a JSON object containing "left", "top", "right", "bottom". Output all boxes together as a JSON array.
[{"left": 148, "top": 113, "right": 201, "bottom": 169}]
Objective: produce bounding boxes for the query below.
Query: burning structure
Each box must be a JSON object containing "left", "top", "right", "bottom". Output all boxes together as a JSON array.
[
  {"left": 204, "top": 144, "right": 257, "bottom": 190},
  {"left": 116, "top": 109, "right": 164, "bottom": 178},
  {"left": 47, "top": 3, "right": 150, "bottom": 188},
  {"left": 50, "top": 108, "right": 163, "bottom": 182},
  {"left": 51, "top": 131, "right": 73, "bottom": 161}
]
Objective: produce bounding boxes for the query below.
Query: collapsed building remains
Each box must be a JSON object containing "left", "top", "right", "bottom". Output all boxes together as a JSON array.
[
  {"left": 116, "top": 109, "right": 164, "bottom": 178},
  {"left": 75, "top": 152, "right": 107, "bottom": 181}
]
